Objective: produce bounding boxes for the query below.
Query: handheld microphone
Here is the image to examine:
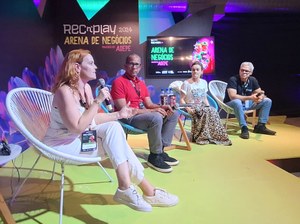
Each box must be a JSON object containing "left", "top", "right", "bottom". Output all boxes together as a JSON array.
[{"left": 97, "top": 78, "right": 113, "bottom": 112}]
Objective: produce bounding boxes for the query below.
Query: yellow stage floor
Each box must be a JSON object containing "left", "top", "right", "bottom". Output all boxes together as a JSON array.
[{"left": 1, "top": 116, "right": 300, "bottom": 224}]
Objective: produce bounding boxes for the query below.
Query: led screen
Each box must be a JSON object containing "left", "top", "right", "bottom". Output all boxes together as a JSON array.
[{"left": 146, "top": 36, "right": 215, "bottom": 78}]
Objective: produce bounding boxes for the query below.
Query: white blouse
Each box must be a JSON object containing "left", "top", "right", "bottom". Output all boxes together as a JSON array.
[{"left": 181, "top": 79, "right": 208, "bottom": 104}]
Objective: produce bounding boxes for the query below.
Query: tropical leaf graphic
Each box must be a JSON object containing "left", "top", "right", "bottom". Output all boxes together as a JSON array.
[{"left": 1, "top": 45, "right": 64, "bottom": 156}]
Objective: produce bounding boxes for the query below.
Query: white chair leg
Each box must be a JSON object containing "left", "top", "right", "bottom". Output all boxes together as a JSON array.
[
  {"left": 10, "top": 153, "right": 42, "bottom": 205},
  {"left": 59, "top": 164, "right": 64, "bottom": 224},
  {"left": 97, "top": 162, "right": 113, "bottom": 182}
]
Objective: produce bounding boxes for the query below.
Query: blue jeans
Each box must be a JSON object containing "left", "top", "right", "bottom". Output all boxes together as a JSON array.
[
  {"left": 120, "top": 111, "right": 180, "bottom": 154},
  {"left": 226, "top": 98, "right": 272, "bottom": 128}
]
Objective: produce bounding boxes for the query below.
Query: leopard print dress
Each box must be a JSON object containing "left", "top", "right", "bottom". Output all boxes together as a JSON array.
[
  {"left": 189, "top": 104, "right": 232, "bottom": 146},
  {"left": 181, "top": 79, "right": 232, "bottom": 146}
]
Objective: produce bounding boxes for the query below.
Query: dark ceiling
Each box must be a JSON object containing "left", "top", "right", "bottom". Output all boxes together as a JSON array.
[{"left": 188, "top": 0, "right": 300, "bottom": 16}]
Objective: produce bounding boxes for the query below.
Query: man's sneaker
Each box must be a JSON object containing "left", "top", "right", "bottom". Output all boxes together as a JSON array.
[
  {"left": 161, "top": 152, "right": 179, "bottom": 166},
  {"left": 143, "top": 188, "right": 179, "bottom": 207},
  {"left": 253, "top": 124, "right": 276, "bottom": 135},
  {"left": 147, "top": 153, "right": 173, "bottom": 173},
  {"left": 240, "top": 126, "right": 249, "bottom": 139},
  {"left": 113, "top": 185, "right": 152, "bottom": 212}
]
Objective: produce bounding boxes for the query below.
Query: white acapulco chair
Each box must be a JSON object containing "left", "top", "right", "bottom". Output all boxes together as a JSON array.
[
  {"left": 208, "top": 80, "right": 257, "bottom": 129},
  {"left": 5, "top": 87, "right": 113, "bottom": 224}
]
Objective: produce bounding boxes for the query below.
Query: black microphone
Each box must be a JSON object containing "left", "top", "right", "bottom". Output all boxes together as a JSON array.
[{"left": 97, "top": 78, "right": 113, "bottom": 112}]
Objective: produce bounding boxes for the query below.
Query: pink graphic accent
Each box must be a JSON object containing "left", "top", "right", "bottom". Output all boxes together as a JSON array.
[{"left": 192, "top": 37, "right": 215, "bottom": 74}]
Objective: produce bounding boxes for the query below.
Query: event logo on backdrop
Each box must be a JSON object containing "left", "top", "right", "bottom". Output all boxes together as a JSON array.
[
  {"left": 57, "top": 0, "right": 131, "bottom": 52},
  {"left": 44, "top": 0, "right": 141, "bottom": 83},
  {"left": 28, "top": 0, "right": 140, "bottom": 89},
  {"left": 55, "top": 0, "right": 138, "bottom": 55},
  {"left": 62, "top": 23, "right": 133, "bottom": 52}
]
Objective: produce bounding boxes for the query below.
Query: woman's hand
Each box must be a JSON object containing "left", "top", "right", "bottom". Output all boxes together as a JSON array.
[
  {"left": 95, "top": 87, "right": 111, "bottom": 103},
  {"left": 118, "top": 103, "right": 137, "bottom": 119}
]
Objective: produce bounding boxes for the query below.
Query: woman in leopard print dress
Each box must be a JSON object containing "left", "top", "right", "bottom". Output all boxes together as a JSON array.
[{"left": 180, "top": 61, "right": 232, "bottom": 146}]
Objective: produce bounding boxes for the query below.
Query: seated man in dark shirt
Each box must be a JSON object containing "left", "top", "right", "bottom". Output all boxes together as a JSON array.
[
  {"left": 111, "top": 53, "right": 180, "bottom": 173},
  {"left": 223, "top": 61, "right": 276, "bottom": 139}
]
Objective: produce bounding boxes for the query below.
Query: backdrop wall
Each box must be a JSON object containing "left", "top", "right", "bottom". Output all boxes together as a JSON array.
[
  {"left": 212, "top": 13, "right": 300, "bottom": 117},
  {"left": 0, "top": 1, "right": 299, "bottom": 116}
]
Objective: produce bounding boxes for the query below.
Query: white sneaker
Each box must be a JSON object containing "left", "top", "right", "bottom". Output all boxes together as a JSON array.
[
  {"left": 113, "top": 185, "right": 152, "bottom": 212},
  {"left": 143, "top": 188, "right": 179, "bottom": 207}
]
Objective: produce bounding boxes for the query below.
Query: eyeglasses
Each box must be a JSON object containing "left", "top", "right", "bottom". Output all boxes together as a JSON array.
[
  {"left": 127, "top": 62, "right": 141, "bottom": 68},
  {"left": 240, "top": 69, "right": 251, "bottom": 73}
]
